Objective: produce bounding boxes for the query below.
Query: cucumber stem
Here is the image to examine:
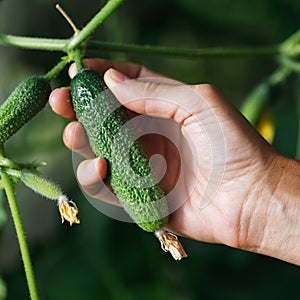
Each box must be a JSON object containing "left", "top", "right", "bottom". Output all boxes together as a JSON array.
[
  {"left": 44, "top": 55, "right": 72, "bottom": 81},
  {"left": 73, "top": 49, "right": 84, "bottom": 72},
  {"left": 0, "top": 144, "right": 39, "bottom": 300},
  {"left": 66, "top": 0, "right": 124, "bottom": 51},
  {"left": 281, "top": 29, "right": 300, "bottom": 57},
  {"left": 268, "top": 65, "right": 292, "bottom": 86},
  {"left": 0, "top": 34, "right": 67, "bottom": 51},
  {"left": 280, "top": 56, "right": 300, "bottom": 73},
  {"left": 88, "top": 40, "right": 281, "bottom": 58},
  {"left": 155, "top": 228, "right": 187, "bottom": 260},
  {"left": 2, "top": 168, "right": 22, "bottom": 178},
  {"left": 0, "top": 33, "right": 282, "bottom": 58},
  {"left": 0, "top": 157, "right": 19, "bottom": 169}
]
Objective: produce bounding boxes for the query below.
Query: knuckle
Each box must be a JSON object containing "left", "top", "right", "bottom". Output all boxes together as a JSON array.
[
  {"left": 191, "top": 83, "right": 220, "bottom": 98},
  {"left": 142, "top": 81, "right": 162, "bottom": 96}
]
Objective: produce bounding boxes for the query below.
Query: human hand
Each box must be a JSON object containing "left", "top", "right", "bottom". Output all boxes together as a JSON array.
[{"left": 49, "top": 58, "right": 285, "bottom": 256}]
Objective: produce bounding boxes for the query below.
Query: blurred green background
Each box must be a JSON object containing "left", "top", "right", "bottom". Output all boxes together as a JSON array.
[{"left": 0, "top": 0, "right": 300, "bottom": 299}]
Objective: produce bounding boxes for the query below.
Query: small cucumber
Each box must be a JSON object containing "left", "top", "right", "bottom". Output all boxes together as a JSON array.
[
  {"left": 240, "top": 82, "right": 271, "bottom": 126},
  {"left": 71, "top": 69, "right": 169, "bottom": 232},
  {"left": 0, "top": 76, "right": 51, "bottom": 143}
]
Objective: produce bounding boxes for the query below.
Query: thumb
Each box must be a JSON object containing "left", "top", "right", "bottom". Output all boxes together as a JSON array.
[{"left": 104, "top": 68, "right": 203, "bottom": 124}]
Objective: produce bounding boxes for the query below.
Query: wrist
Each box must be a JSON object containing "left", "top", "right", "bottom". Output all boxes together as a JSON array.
[{"left": 238, "top": 151, "right": 300, "bottom": 265}]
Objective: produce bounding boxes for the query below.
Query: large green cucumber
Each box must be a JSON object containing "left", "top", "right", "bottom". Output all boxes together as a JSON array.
[
  {"left": 70, "top": 69, "right": 169, "bottom": 232},
  {"left": 0, "top": 76, "right": 51, "bottom": 143}
]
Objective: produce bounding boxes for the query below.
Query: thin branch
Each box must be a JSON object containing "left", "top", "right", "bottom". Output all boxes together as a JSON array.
[
  {"left": 0, "top": 34, "right": 282, "bottom": 59},
  {"left": 88, "top": 40, "right": 281, "bottom": 58},
  {"left": 0, "top": 145, "right": 39, "bottom": 300},
  {"left": 44, "top": 55, "right": 72, "bottom": 80},
  {"left": 0, "top": 34, "right": 66, "bottom": 51},
  {"left": 66, "top": 0, "right": 124, "bottom": 51}
]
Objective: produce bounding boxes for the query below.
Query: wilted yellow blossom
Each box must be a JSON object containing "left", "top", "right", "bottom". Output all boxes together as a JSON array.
[
  {"left": 58, "top": 195, "right": 80, "bottom": 226},
  {"left": 155, "top": 229, "right": 187, "bottom": 261}
]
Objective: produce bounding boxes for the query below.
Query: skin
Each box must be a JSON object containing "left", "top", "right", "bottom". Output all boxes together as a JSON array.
[{"left": 49, "top": 58, "right": 300, "bottom": 265}]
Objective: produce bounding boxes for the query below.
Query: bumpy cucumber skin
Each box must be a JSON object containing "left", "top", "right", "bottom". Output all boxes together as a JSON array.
[
  {"left": 71, "top": 69, "right": 168, "bottom": 232},
  {"left": 0, "top": 76, "right": 51, "bottom": 143}
]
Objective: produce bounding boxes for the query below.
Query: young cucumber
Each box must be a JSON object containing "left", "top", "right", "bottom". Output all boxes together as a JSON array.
[
  {"left": 0, "top": 76, "right": 51, "bottom": 143},
  {"left": 71, "top": 69, "right": 169, "bottom": 232}
]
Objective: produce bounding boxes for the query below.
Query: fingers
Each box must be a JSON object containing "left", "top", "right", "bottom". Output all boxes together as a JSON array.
[
  {"left": 49, "top": 90, "right": 95, "bottom": 159},
  {"left": 63, "top": 122, "right": 95, "bottom": 159},
  {"left": 77, "top": 157, "right": 107, "bottom": 186},
  {"left": 76, "top": 157, "right": 121, "bottom": 206},
  {"left": 103, "top": 68, "right": 204, "bottom": 124},
  {"left": 50, "top": 58, "right": 164, "bottom": 119},
  {"left": 76, "top": 157, "right": 107, "bottom": 196},
  {"left": 69, "top": 58, "right": 163, "bottom": 79},
  {"left": 49, "top": 87, "right": 76, "bottom": 119},
  {"left": 63, "top": 115, "right": 119, "bottom": 205}
]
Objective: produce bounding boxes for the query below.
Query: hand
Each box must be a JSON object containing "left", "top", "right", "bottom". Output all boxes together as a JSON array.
[{"left": 50, "top": 58, "right": 298, "bottom": 263}]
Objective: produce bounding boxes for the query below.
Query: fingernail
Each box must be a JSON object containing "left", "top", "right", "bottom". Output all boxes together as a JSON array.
[
  {"left": 107, "top": 68, "right": 128, "bottom": 83},
  {"left": 77, "top": 158, "right": 99, "bottom": 186},
  {"left": 86, "top": 159, "right": 98, "bottom": 175},
  {"left": 48, "top": 89, "right": 59, "bottom": 108},
  {"left": 68, "top": 63, "right": 78, "bottom": 79}
]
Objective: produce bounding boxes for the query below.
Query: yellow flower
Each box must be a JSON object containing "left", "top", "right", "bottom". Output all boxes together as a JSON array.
[
  {"left": 58, "top": 195, "right": 80, "bottom": 226},
  {"left": 256, "top": 109, "right": 275, "bottom": 144}
]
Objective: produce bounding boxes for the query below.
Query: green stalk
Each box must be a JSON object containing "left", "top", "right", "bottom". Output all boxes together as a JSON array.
[
  {"left": 66, "top": 0, "right": 124, "bottom": 51},
  {"left": 44, "top": 55, "right": 72, "bottom": 81},
  {"left": 280, "top": 56, "right": 300, "bottom": 73},
  {"left": 88, "top": 41, "right": 281, "bottom": 58},
  {"left": 281, "top": 29, "right": 300, "bottom": 56},
  {"left": 268, "top": 65, "right": 292, "bottom": 85},
  {"left": 0, "top": 33, "right": 283, "bottom": 58},
  {"left": 73, "top": 49, "right": 84, "bottom": 72},
  {"left": 240, "top": 65, "right": 292, "bottom": 125},
  {"left": 3, "top": 168, "right": 22, "bottom": 178},
  {"left": 0, "top": 34, "right": 66, "bottom": 51},
  {"left": 0, "top": 144, "right": 39, "bottom": 300}
]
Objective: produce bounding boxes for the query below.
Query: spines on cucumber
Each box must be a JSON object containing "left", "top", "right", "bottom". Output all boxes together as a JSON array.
[
  {"left": 0, "top": 76, "right": 51, "bottom": 143},
  {"left": 70, "top": 69, "right": 168, "bottom": 232}
]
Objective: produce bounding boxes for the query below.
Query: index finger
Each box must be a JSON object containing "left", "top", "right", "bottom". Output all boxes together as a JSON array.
[
  {"left": 50, "top": 58, "right": 166, "bottom": 119},
  {"left": 49, "top": 86, "right": 76, "bottom": 119}
]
